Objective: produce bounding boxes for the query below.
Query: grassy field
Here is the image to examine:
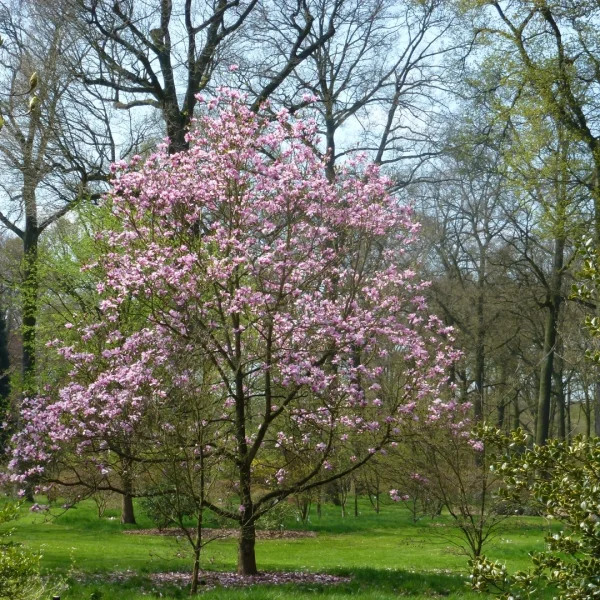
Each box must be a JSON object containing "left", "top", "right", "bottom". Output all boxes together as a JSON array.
[{"left": 3, "top": 497, "right": 555, "bottom": 599}]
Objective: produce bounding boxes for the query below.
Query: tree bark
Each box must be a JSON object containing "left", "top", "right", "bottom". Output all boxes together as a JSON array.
[
  {"left": 0, "top": 297, "right": 10, "bottom": 451},
  {"left": 473, "top": 280, "right": 485, "bottom": 422},
  {"left": 237, "top": 521, "right": 258, "bottom": 575},
  {"left": 535, "top": 235, "right": 564, "bottom": 446},
  {"left": 190, "top": 509, "right": 203, "bottom": 594},
  {"left": 22, "top": 207, "right": 39, "bottom": 394},
  {"left": 512, "top": 391, "right": 520, "bottom": 431},
  {"left": 120, "top": 492, "right": 136, "bottom": 525},
  {"left": 595, "top": 381, "right": 600, "bottom": 437},
  {"left": 554, "top": 353, "right": 566, "bottom": 440}
]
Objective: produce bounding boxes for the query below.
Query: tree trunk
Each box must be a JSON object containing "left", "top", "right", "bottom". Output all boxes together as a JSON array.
[
  {"left": 512, "top": 391, "right": 520, "bottom": 431},
  {"left": 473, "top": 289, "right": 485, "bottom": 422},
  {"left": 566, "top": 381, "right": 572, "bottom": 443},
  {"left": 120, "top": 492, "right": 136, "bottom": 525},
  {"left": 164, "top": 100, "right": 190, "bottom": 154},
  {"left": 190, "top": 510, "right": 203, "bottom": 595},
  {"left": 237, "top": 521, "right": 258, "bottom": 575},
  {"left": 554, "top": 354, "right": 566, "bottom": 440},
  {"left": 22, "top": 222, "right": 39, "bottom": 394},
  {"left": 586, "top": 386, "right": 592, "bottom": 438},
  {"left": 535, "top": 236, "right": 564, "bottom": 446},
  {"left": 191, "top": 546, "right": 201, "bottom": 595},
  {"left": 21, "top": 200, "right": 39, "bottom": 503},
  {"left": 594, "top": 380, "right": 600, "bottom": 438},
  {"left": 0, "top": 298, "right": 10, "bottom": 452},
  {"left": 120, "top": 455, "right": 136, "bottom": 524},
  {"left": 496, "top": 400, "right": 505, "bottom": 431}
]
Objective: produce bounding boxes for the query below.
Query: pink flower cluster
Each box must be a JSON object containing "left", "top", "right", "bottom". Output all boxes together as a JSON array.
[{"left": 6, "top": 90, "right": 461, "bottom": 489}]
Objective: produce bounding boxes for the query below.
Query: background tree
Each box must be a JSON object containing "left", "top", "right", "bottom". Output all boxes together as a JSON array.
[{"left": 0, "top": 0, "right": 115, "bottom": 392}]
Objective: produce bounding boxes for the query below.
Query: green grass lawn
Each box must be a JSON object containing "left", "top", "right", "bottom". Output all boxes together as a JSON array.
[{"left": 4, "top": 498, "right": 555, "bottom": 599}]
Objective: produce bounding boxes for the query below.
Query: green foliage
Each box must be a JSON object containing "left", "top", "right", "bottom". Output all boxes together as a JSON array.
[
  {"left": 0, "top": 501, "right": 64, "bottom": 600},
  {"left": 255, "top": 500, "right": 298, "bottom": 531},
  {"left": 139, "top": 490, "right": 197, "bottom": 530},
  {"left": 572, "top": 236, "right": 600, "bottom": 363},
  {"left": 471, "top": 429, "right": 600, "bottom": 600}
]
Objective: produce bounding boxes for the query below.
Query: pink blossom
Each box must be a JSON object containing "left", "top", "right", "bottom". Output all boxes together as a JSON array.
[{"left": 5, "top": 90, "right": 461, "bottom": 516}]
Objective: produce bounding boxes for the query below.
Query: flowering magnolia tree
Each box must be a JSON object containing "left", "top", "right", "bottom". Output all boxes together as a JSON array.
[{"left": 8, "top": 91, "right": 460, "bottom": 575}]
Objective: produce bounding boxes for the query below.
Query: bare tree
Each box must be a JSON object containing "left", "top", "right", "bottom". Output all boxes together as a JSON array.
[
  {"left": 237, "top": 0, "right": 460, "bottom": 181},
  {"left": 0, "top": 1, "right": 121, "bottom": 391},
  {"left": 61, "top": 0, "right": 343, "bottom": 154}
]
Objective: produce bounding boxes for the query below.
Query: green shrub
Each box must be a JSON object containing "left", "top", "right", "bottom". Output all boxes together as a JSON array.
[
  {"left": 0, "top": 502, "right": 65, "bottom": 600},
  {"left": 470, "top": 430, "right": 600, "bottom": 600},
  {"left": 139, "top": 489, "right": 197, "bottom": 530}
]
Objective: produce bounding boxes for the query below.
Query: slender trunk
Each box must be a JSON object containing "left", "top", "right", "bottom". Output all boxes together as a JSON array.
[
  {"left": 535, "top": 236, "right": 564, "bottom": 446},
  {"left": 512, "top": 391, "right": 520, "bottom": 431},
  {"left": 567, "top": 381, "right": 572, "bottom": 442},
  {"left": 232, "top": 305, "right": 258, "bottom": 575},
  {"left": 190, "top": 510, "right": 203, "bottom": 595},
  {"left": 191, "top": 547, "right": 201, "bottom": 594},
  {"left": 496, "top": 401, "right": 505, "bottom": 431},
  {"left": 354, "top": 481, "right": 358, "bottom": 518},
  {"left": 593, "top": 160, "right": 600, "bottom": 438},
  {"left": 595, "top": 380, "right": 600, "bottom": 437},
  {"left": 586, "top": 386, "right": 592, "bottom": 438},
  {"left": 22, "top": 218, "right": 38, "bottom": 394},
  {"left": 21, "top": 191, "right": 38, "bottom": 503},
  {"left": 473, "top": 288, "right": 485, "bottom": 422},
  {"left": 0, "top": 296, "right": 9, "bottom": 453},
  {"left": 554, "top": 354, "right": 566, "bottom": 440},
  {"left": 0, "top": 298, "right": 10, "bottom": 402}
]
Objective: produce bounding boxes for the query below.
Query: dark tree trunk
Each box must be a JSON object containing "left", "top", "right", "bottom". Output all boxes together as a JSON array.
[
  {"left": 554, "top": 354, "right": 566, "bottom": 440},
  {"left": 512, "top": 391, "right": 520, "bottom": 431},
  {"left": 238, "top": 521, "right": 258, "bottom": 575},
  {"left": 496, "top": 400, "right": 505, "bottom": 431},
  {"left": 535, "top": 236, "right": 564, "bottom": 446},
  {"left": 191, "top": 547, "right": 201, "bottom": 595},
  {"left": 474, "top": 288, "right": 485, "bottom": 422},
  {"left": 22, "top": 219, "right": 39, "bottom": 394},
  {"left": 234, "top": 309, "right": 258, "bottom": 576},
  {"left": 190, "top": 510, "right": 203, "bottom": 595},
  {"left": 0, "top": 297, "right": 10, "bottom": 450},
  {"left": 121, "top": 492, "right": 136, "bottom": 525},
  {"left": 165, "top": 105, "right": 190, "bottom": 154},
  {"left": 120, "top": 454, "right": 136, "bottom": 524},
  {"left": 566, "top": 381, "right": 572, "bottom": 442},
  {"left": 594, "top": 382, "right": 600, "bottom": 437},
  {"left": 586, "top": 386, "right": 592, "bottom": 438}
]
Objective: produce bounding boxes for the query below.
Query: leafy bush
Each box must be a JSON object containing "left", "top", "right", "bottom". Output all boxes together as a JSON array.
[
  {"left": 139, "top": 490, "right": 197, "bottom": 530},
  {"left": 470, "top": 430, "right": 600, "bottom": 600},
  {"left": 255, "top": 500, "right": 297, "bottom": 530},
  {"left": 0, "top": 502, "right": 65, "bottom": 600},
  {"left": 491, "top": 500, "right": 540, "bottom": 517}
]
